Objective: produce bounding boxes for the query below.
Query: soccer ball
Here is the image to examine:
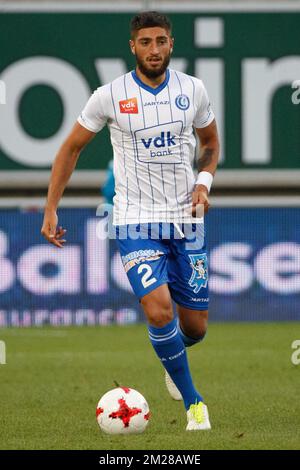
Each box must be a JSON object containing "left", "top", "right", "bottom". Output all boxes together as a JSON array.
[{"left": 96, "top": 387, "right": 150, "bottom": 434}]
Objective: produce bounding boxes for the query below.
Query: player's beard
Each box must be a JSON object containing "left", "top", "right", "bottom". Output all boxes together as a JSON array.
[{"left": 135, "top": 52, "right": 171, "bottom": 79}]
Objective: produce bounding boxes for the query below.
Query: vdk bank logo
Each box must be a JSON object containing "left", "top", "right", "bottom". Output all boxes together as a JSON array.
[
  {"left": 119, "top": 97, "right": 138, "bottom": 114},
  {"left": 141, "top": 131, "right": 176, "bottom": 158}
]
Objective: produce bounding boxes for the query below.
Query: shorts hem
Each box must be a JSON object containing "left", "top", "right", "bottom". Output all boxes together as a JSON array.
[{"left": 174, "top": 301, "right": 209, "bottom": 311}]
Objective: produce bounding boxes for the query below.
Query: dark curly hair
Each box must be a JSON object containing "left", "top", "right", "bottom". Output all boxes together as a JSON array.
[{"left": 130, "top": 11, "right": 172, "bottom": 39}]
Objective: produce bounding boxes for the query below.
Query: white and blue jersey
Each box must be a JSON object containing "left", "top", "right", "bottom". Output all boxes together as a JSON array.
[
  {"left": 78, "top": 69, "right": 214, "bottom": 308},
  {"left": 78, "top": 68, "right": 214, "bottom": 225}
]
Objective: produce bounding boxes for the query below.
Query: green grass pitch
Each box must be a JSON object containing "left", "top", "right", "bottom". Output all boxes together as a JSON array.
[{"left": 0, "top": 323, "right": 299, "bottom": 450}]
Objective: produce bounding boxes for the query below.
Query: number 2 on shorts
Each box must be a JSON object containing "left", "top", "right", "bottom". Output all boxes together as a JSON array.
[{"left": 137, "top": 263, "right": 157, "bottom": 288}]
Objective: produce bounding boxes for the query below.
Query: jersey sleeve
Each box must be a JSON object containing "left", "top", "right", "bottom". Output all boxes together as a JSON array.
[
  {"left": 193, "top": 79, "right": 215, "bottom": 129},
  {"left": 77, "top": 88, "right": 107, "bottom": 133}
]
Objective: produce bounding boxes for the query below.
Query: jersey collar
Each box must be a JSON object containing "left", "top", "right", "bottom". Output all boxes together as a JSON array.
[{"left": 131, "top": 69, "right": 170, "bottom": 96}]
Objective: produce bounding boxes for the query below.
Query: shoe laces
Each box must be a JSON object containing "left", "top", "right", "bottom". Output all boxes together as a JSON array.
[{"left": 189, "top": 402, "right": 204, "bottom": 424}]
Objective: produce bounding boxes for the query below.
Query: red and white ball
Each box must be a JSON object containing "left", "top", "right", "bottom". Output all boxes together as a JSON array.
[{"left": 96, "top": 387, "right": 150, "bottom": 434}]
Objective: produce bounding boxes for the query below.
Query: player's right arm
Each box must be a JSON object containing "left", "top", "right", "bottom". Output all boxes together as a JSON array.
[{"left": 41, "top": 122, "right": 96, "bottom": 248}]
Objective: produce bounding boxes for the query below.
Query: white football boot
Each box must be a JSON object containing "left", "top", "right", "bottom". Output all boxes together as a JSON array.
[
  {"left": 186, "top": 402, "right": 211, "bottom": 431},
  {"left": 165, "top": 370, "right": 183, "bottom": 401}
]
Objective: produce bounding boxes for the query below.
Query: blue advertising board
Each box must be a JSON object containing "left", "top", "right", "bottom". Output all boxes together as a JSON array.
[{"left": 0, "top": 207, "right": 299, "bottom": 326}]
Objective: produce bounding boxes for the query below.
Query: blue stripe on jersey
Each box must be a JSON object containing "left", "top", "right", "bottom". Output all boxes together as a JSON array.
[
  {"left": 138, "top": 85, "right": 146, "bottom": 124},
  {"left": 154, "top": 94, "right": 160, "bottom": 123},
  {"left": 167, "top": 83, "right": 180, "bottom": 212},
  {"left": 174, "top": 71, "right": 186, "bottom": 128},
  {"left": 110, "top": 82, "right": 129, "bottom": 223},
  {"left": 166, "top": 84, "right": 174, "bottom": 121},
  {"left": 174, "top": 71, "right": 189, "bottom": 205},
  {"left": 154, "top": 94, "right": 168, "bottom": 220},
  {"left": 190, "top": 77, "right": 197, "bottom": 209},
  {"left": 137, "top": 86, "right": 155, "bottom": 220},
  {"left": 124, "top": 73, "right": 142, "bottom": 221},
  {"left": 121, "top": 130, "right": 129, "bottom": 221},
  {"left": 110, "top": 82, "right": 118, "bottom": 122},
  {"left": 131, "top": 69, "right": 170, "bottom": 96},
  {"left": 190, "top": 77, "right": 196, "bottom": 115}
]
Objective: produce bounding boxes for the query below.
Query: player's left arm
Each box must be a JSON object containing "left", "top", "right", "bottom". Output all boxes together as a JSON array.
[{"left": 193, "top": 119, "right": 220, "bottom": 215}]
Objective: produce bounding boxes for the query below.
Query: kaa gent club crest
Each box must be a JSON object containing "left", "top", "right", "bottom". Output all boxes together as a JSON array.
[{"left": 188, "top": 254, "right": 208, "bottom": 293}]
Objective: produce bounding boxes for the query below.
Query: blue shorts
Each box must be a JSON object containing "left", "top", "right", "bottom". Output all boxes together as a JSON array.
[{"left": 116, "top": 223, "right": 209, "bottom": 310}]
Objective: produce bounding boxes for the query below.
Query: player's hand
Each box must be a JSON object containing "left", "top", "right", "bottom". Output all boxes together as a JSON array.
[
  {"left": 41, "top": 208, "right": 67, "bottom": 248},
  {"left": 192, "top": 184, "right": 210, "bottom": 217}
]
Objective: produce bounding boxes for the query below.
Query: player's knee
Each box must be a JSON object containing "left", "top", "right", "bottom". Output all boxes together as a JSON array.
[
  {"left": 147, "top": 306, "right": 173, "bottom": 327},
  {"left": 196, "top": 328, "right": 207, "bottom": 342},
  {"left": 185, "top": 327, "right": 207, "bottom": 342},
  {"left": 141, "top": 286, "right": 174, "bottom": 327},
  {"left": 197, "top": 320, "right": 208, "bottom": 339},
  {"left": 195, "top": 323, "right": 208, "bottom": 340},
  {"left": 142, "top": 298, "right": 173, "bottom": 327},
  {"left": 184, "top": 319, "right": 208, "bottom": 342}
]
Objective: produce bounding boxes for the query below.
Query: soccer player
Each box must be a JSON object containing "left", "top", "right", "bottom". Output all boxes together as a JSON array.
[{"left": 41, "top": 11, "right": 219, "bottom": 431}]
